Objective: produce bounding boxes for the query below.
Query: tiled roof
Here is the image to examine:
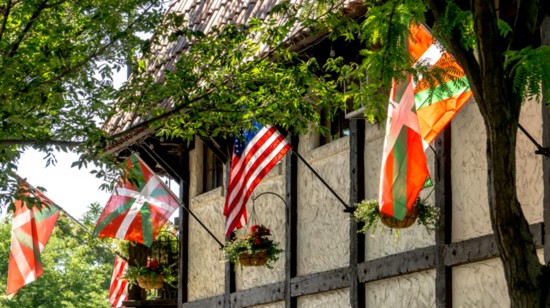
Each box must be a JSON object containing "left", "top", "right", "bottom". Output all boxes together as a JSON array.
[{"left": 103, "top": 0, "right": 364, "bottom": 152}]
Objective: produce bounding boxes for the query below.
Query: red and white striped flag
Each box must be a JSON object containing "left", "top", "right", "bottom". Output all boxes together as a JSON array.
[
  {"left": 224, "top": 125, "right": 291, "bottom": 237},
  {"left": 6, "top": 181, "right": 60, "bottom": 296},
  {"left": 108, "top": 256, "right": 128, "bottom": 307}
]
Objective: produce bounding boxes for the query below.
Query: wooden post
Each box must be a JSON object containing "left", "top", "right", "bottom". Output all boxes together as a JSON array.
[
  {"left": 128, "top": 243, "right": 148, "bottom": 301},
  {"left": 285, "top": 135, "right": 299, "bottom": 307},
  {"left": 224, "top": 159, "right": 236, "bottom": 308},
  {"left": 349, "top": 119, "right": 365, "bottom": 308},
  {"left": 541, "top": 14, "right": 550, "bottom": 266},
  {"left": 178, "top": 149, "right": 190, "bottom": 307},
  {"left": 435, "top": 125, "right": 452, "bottom": 307}
]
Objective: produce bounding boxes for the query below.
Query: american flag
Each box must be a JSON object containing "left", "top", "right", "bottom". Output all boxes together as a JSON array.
[
  {"left": 108, "top": 256, "right": 128, "bottom": 307},
  {"left": 224, "top": 125, "right": 291, "bottom": 237}
]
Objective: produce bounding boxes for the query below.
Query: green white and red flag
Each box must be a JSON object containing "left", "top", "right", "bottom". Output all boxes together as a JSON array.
[
  {"left": 93, "top": 153, "right": 179, "bottom": 247},
  {"left": 410, "top": 24, "right": 473, "bottom": 144},
  {"left": 379, "top": 76, "right": 430, "bottom": 220},
  {"left": 6, "top": 181, "right": 60, "bottom": 296},
  {"left": 379, "top": 24, "right": 473, "bottom": 220}
]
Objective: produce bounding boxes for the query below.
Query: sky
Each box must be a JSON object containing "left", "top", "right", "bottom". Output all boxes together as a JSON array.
[{"left": 17, "top": 149, "right": 111, "bottom": 220}]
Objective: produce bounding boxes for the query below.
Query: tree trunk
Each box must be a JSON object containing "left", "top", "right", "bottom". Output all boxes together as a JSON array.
[
  {"left": 467, "top": 1, "right": 550, "bottom": 306},
  {"left": 424, "top": 0, "right": 550, "bottom": 305},
  {"left": 483, "top": 98, "right": 550, "bottom": 307}
]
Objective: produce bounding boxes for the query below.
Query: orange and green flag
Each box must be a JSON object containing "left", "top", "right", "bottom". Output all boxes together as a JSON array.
[
  {"left": 410, "top": 24, "right": 473, "bottom": 144},
  {"left": 379, "top": 24, "right": 472, "bottom": 220},
  {"left": 93, "top": 153, "right": 179, "bottom": 247},
  {"left": 7, "top": 181, "right": 60, "bottom": 296}
]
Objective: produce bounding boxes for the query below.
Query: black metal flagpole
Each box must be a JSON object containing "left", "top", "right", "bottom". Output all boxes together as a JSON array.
[
  {"left": 138, "top": 144, "right": 224, "bottom": 248},
  {"left": 19, "top": 178, "right": 127, "bottom": 260},
  {"left": 291, "top": 150, "right": 354, "bottom": 212},
  {"left": 518, "top": 123, "right": 549, "bottom": 157}
]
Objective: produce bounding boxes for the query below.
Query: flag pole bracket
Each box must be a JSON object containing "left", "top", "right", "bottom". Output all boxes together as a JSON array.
[{"left": 519, "top": 123, "right": 549, "bottom": 158}]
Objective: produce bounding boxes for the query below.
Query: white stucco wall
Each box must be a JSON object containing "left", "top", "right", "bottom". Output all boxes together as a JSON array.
[
  {"left": 183, "top": 99, "right": 545, "bottom": 305},
  {"left": 235, "top": 164, "right": 286, "bottom": 290},
  {"left": 187, "top": 186, "right": 226, "bottom": 300},
  {"left": 297, "top": 289, "right": 350, "bottom": 308},
  {"left": 251, "top": 301, "right": 285, "bottom": 308},
  {"left": 186, "top": 141, "right": 226, "bottom": 301},
  {"left": 297, "top": 136, "right": 351, "bottom": 276},
  {"left": 451, "top": 97, "right": 543, "bottom": 242},
  {"left": 365, "top": 270, "right": 435, "bottom": 307}
]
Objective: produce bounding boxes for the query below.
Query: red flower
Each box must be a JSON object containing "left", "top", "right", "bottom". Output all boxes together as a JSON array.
[
  {"left": 254, "top": 238, "right": 261, "bottom": 245},
  {"left": 148, "top": 259, "right": 159, "bottom": 271},
  {"left": 250, "top": 225, "right": 261, "bottom": 234}
]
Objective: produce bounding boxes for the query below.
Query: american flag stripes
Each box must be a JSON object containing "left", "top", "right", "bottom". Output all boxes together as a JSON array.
[
  {"left": 224, "top": 125, "right": 291, "bottom": 237},
  {"left": 108, "top": 256, "right": 128, "bottom": 307}
]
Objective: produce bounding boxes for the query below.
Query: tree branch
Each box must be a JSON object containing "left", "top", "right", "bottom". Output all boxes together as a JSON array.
[
  {"left": 0, "top": 139, "right": 83, "bottom": 147},
  {"left": 44, "top": 2, "right": 158, "bottom": 85},
  {"left": 0, "top": 0, "right": 13, "bottom": 44},
  {"left": 7, "top": 0, "right": 48, "bottom": 58}
]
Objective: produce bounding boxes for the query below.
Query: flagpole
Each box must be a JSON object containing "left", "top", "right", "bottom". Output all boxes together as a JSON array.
[
  {"left": 19, "top": 177, "right": 128, "bottom": 261},
  {"left": 138, "top": 144, "right": 225, "bottom": 248},
  {"left": 291, "top": 150, "right": 353, "bottom": 212}
]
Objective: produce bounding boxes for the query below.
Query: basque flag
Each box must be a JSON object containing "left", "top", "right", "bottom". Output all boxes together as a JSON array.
[{"left": 224, "top": 124, "right": 291, "bottom": 237}]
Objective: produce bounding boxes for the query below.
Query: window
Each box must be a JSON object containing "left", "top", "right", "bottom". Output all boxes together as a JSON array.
[{"left": 202, "top": 146, "right": 224, "bottom": 192}]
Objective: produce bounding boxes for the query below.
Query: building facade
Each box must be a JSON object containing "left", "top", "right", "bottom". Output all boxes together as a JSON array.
[{"left": 103, "top": 1, "right": 550, "bottom": 307}]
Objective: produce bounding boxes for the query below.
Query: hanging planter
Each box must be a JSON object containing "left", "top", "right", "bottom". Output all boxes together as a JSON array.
[
  {"left": 136, "top": 274, "right": 165, "bottom": 290},
  {"left": 379, "top": 205, "right": 420, "bottom": 229},
  {"left": 353, "top": 198, "right": 438, "bottom": 235},
  {"left": 223, "top": 225, "right": 283, "bottom": 268},
  {"left": 239, "top": 250, "right": 268, "bottom": 266},
  {"left": 122, "top": 259, "right": 176, "bottom": 290}
]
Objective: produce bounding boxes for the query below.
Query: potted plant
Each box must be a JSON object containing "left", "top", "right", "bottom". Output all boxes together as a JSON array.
[
  {"left": 223, "top": 224, "right": 283, "bottom": 268},
  {"left": 353, "top": 198, "right": 439, "bottom": 235},
  {"left": 123, "top": 259, "right": 177, "bottom": 290}
]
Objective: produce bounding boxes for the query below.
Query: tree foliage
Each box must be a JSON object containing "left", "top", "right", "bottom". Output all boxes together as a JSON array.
[
  {"left": 0, "top": 203, "right": 116, "bottom": 307},
  {"left": 0, "top": 0, "right": 166, "bottom": 210}
]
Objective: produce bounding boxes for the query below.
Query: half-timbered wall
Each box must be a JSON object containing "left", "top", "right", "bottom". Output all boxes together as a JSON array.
[{"left": 179, "top": 94, "right": 546, "bottom": 307}]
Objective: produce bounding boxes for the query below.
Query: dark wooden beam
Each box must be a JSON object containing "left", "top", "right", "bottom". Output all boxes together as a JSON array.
[
  {"left": 285, "top": 135, "right": 299, "bottom": 307},
  {"left": 182, "top": 296, "right": 224, "bottom": 308},
  {"left": 224, "top": 160, "right": 236, "bottom": 308},
  {"left": 541, "top": 14, "right": 550, "bottom": 266},
  {"left": 231, "top": 282, "right": 285, "bottom": 307},
  {"left": 544, "top": 96, "right": 550, "bottom": 266},
  {"left": 291, "top": 268, "right": 350, "bottom": 296},
  {"left": 181, "top": 223, "right": 544, "bottom": 306},
  {"left": 445, "top": 222, "right": 544, "bottom": 266},
  {"left": 349, "top": 119, "right": 365, "bottom": 308},
  {"left": 178, "top": 149, "right": 190, "bottom": 306},
  {"left": 359, "top": 246, "right": 436, "bottom": 282},
  {"left": 435, "top": 125, "right": 452, "bottom": 308}
]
